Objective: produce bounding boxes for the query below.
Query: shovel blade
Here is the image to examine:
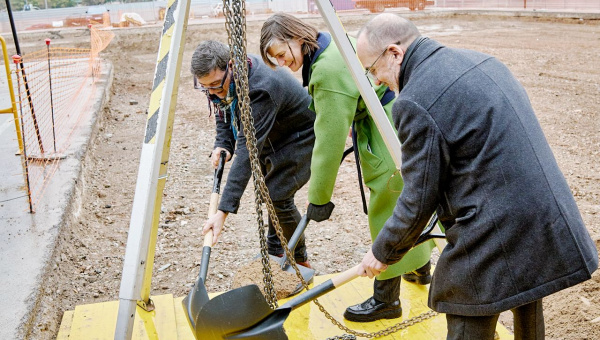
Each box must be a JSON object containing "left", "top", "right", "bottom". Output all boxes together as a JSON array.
[
  {"left": 272, "top": 256, "right": 315, "bottom": 295},
  {"left": 182, "top": 277, "right": 210, "bottom": 329},
  {"left": 225, "top": 307, "right": 291, "bottom": 340},
  {"left": 194, "top": 284, "right": 274, "bottom": 340}
]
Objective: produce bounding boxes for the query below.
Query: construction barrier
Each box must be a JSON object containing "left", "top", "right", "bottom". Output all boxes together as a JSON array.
[{"left": 11, "top": 25, "right": 114, "bottom": 212}]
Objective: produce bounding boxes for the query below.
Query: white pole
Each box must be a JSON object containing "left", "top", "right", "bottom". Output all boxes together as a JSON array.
[
  {"left": 314, "top": 0, "right": 403, "bottom": 168},
  {"left": 314, "top": 0, "right": 447, "bottom": 252},
  {"left": 114, "top": 0, "right": 191, "bottom": 337}
]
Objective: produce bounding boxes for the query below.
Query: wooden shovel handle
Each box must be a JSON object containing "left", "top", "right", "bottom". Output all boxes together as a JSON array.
[
  {"left": 202, "top": 150, "right": 227, "bottom": 248},
  {"left": 282, "top": 264, "right": 361, "bottom": 310},
  {"left": 203, "top": 192, "right": 220, "bottom": 247},
  {"left": 331, "top": 264, "right": 361, "bottom": 288}
]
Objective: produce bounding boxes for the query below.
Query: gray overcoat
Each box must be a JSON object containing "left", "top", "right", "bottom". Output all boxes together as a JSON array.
[
  {"left": 372, "top": 38, "right": 598, "bottom": 316},
  {"left": 214, "top": 55, "right": 315, "bottom": 213}
]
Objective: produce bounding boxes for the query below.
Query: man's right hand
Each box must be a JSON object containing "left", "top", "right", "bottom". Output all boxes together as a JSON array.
[
  {"left": 211, "top": 147, "right": 231, "bottom": 169},
  {"left": 202, "top": 210, "right": 228, "bottom": 246}
]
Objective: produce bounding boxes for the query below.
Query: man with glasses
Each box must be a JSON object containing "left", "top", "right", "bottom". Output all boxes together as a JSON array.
[
  {"left": 355, "top": 14, "right": 598, "bottom": 339},
  {"left": 191, "top": 40, "right": 316, "bottom": 269}
]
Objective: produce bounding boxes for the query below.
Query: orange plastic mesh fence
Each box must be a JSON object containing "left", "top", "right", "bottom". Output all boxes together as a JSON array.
[{"left": 13, "top": 26, "right": 114, "bottom": 212}]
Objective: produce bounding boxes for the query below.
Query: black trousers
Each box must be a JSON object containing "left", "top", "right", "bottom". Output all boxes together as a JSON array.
[
  {"left": 446, "top": 299, "right": 545, "bottom": 340},
  {"left": 266, "top": 197, "right": 308, "bottom": 262},
  {"left": 373, "top": 276, "right": 402, "bottom": 303}
]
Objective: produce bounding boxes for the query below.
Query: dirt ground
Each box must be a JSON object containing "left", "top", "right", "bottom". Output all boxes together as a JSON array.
[{"left": 15, "top": 11, "right": 599, "bottom": 339}]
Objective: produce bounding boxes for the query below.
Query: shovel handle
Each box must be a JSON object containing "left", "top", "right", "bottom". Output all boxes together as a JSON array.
[
  {"left": 280, "top": 214, "right": 309, "bottom": 269},
  {"left": 281, "top": 264, "right": 361, "bottom": 310},
  {"left": 331, "top": 264, "right": 361, "bottom": 288},
  {"left": 199, "top": 151, "right": 227, "bottom": 281},
  {"left": 203, "top": 150, "right": 227, "bottom": 248},
  {"left": 202, "top": 192, "right": 220, "bottom": 247}
]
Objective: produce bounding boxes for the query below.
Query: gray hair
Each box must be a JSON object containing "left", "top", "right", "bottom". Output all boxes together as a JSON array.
[
  {"left": 190, "top": 40, "right": 230, "bottom": 78},
  {"left": 358, "top": 14, "right": 421, "bottom": 55}
]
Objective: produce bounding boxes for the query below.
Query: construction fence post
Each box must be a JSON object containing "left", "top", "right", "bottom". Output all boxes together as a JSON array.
[{"left": 0, "top": 35, "right": 24, "bottom": 155}]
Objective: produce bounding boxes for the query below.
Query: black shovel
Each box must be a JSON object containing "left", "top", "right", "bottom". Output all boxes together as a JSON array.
[
  {"left": 194, "top": 263, "right": 361, "bottom": 340},
  {"left": 182, "top": 150, "right": 227, "bottom": 331},
  {"left": 191, "top": 219, "right": 445, "bottom": 340}
]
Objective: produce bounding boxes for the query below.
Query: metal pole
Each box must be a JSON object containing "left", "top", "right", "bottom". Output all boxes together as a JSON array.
[
  {"left": 115, "top": 0, "right": 192, "bottom": 337},
  {"left": 314, "top": 0, "right": 447, "bottom": 252},
  {"left": 13, "top": 55, "right": 33, "bottom": 213},
  {"left": 0, "top": 36, "right": 24, "bottom": 155},
  {"left": 4, "top": 0, "right": 45, "bottom": 154},
  {"left": 45, "top": 39, "right": 57, "bottom": 153}
]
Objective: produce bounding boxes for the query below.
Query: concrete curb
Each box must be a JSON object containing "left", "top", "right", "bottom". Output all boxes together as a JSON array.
[{"left": 0, "top": 61, "right": 113, "bottom": 340}]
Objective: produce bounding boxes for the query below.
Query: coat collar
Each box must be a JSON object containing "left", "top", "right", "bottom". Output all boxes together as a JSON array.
[
  {"left": 398, "top": 37, "right": 443, "bottom": 92},
  {"left": 302, "top": 32, "right": 331, "bottom": 87}
]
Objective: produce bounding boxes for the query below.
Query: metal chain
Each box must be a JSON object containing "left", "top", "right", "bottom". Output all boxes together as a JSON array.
[
  {"left": 222, "top": 1, "right": 437, "bottom": 337},
  {"left": 222, "top": 0, "right": 278, "bottom": 308},
  {"left": 320, "top": 309, "right": 438, "bottom": 338},
  {"left": 326, "top": 335, "right": 356, "bottom": 340}
]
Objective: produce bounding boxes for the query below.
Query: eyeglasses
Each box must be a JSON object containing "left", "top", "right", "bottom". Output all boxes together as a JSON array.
[
  {"left": 194, "top": 63, "right": 230, "bottom": 91},
  {"left": 364, "top": 41, "right": 401, "bottom": 81}
]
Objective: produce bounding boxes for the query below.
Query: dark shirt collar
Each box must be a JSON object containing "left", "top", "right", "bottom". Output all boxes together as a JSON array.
[
  {"left": 397, "top": 37, "right": 444, "bottom": 93},
  {"left": 302, "top": 32, "right": 331, "bottom": 87}
]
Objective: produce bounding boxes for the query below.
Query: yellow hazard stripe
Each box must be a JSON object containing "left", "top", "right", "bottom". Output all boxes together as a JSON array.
[{"left": 145, "top": 0, "right": 178, "bottom": 144}]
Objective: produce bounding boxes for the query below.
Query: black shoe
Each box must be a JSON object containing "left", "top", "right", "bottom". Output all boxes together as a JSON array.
[
  {"left": 401, "top": 261, "right": 432, "bottom": 285},
  {"left": 343, "top": 297, "right": 402, "bottom": 322}
]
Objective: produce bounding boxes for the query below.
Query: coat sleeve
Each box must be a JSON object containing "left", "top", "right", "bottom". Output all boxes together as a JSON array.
[
  {"left": 307, "top": 88, "right": 356, "bottom": 205},
  {"left": 218, "top": 89, "right": 279, "bottom": 213},
  {"left": 372, "top": 100, "right": 448, "bottom": 264},
  {"left": 213, "top": 112, "right": 236, "bottom": 154}
]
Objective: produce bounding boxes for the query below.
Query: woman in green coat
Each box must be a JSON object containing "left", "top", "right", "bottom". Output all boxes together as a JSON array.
[{"left": 260, "top": 13, "right": 435, "bottom": 322}]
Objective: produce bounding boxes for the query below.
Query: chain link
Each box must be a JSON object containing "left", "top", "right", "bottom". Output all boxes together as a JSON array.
[
  {"left": 222, "top": 0, "right": 312, "bottom": 307},
  {"left": 222, "top": 0, "right": 437, "bottom": 337},
  {"left": 326, "top": 335, "right": 356, "bottom": 340},
  {"left": 223, "top": 0, "right": 277, "bottom": 308}
]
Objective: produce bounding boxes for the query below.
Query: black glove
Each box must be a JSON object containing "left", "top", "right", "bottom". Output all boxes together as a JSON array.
[{"left": 306, "top": 202, "right": 335, "bottom": 222}]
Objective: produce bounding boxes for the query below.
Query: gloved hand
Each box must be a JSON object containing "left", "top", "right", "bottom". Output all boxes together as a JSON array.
[{"left": 306, "top": 201, "right": 335, "bottom": 222}]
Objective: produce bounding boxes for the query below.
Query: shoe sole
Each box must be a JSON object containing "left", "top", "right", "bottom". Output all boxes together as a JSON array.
[{"left": 343, "top": 308, "right": 402, "bottom": 323}]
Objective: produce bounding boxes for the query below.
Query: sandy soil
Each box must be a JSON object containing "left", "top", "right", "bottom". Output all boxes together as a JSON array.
[{"left": 15, "top": 12, "right": 600, "bottom": 339}]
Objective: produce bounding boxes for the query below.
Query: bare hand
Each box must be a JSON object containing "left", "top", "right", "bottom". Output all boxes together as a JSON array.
[
  {"left": 202, "top": 210, "right": 228, "bottom": 246},
  {"left": 210, "top": 147, "right": 231, "bottom": 169},
  {"left": 356, "top": 249, "right": 388, "bottom": 279}
]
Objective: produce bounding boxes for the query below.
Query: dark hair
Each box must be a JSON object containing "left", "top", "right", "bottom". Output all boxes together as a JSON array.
[
  {"left": 190, "top": 40, "right": 230, "bottom": 78},
  {"left": 260, "top": 12, "right": 319, "bottom": 68}
]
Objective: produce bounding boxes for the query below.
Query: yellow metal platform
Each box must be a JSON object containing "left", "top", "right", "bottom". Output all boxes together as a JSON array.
[{"left": 57, "top": 274, "right": 513, "bottom": 339}]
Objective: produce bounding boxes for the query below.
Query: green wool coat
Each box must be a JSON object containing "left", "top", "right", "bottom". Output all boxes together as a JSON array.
[{"left": 303, "top": 33, "right": 434, "bottom": 280}]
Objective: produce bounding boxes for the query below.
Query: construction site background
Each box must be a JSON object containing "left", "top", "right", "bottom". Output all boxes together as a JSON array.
[{"left": 1, "top": 0, "right": 599, "bottom": 33}]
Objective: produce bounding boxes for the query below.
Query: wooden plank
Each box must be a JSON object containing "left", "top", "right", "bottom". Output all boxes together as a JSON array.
[
  {"left": 63, "top": 295, "right": 178, "bottom": 339},
  {"left": 140, "top": 294, "right": 178, "bottom": 339},
  {"left": 56, "top": 310, "right": 74, "bottom": 340},
  {"left": 57, "top": 277, "right": 513, "bottom": 340},
  {"left": 279, "top": 274, "right": 513, "bottom": 340},
  {"left": 173, "top": 296, "right": 196, "bottom": 340}
]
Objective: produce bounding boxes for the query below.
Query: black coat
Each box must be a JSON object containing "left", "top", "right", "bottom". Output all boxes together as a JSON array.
[
  {"left": 372, "top": 38, "right": 598, "bottom": 316},
  {"left": 215, "top": 55, "right": 315, "bottom": 213}
]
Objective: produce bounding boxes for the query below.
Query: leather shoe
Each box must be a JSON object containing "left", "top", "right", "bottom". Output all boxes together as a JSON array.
[
  {"left": 402, "top": 260, "right": 432, "bottom": 285},
  {"left": 343, "top": 297, "right": 402, "bottom": 322}
]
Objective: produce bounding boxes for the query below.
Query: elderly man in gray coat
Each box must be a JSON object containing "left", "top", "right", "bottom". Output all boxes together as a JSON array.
[
  {"left": 192, "top": 40, "right": 315, "bottom": 267},
  {"left": 355, "top": 14, "right": 598, "bottom": 339}
]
